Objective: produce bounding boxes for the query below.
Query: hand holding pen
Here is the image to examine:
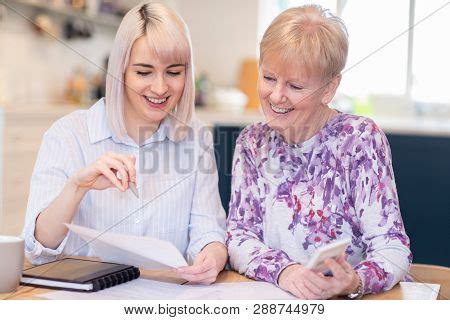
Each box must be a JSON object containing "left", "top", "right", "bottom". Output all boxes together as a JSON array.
[{"left": 70, "top": 151, "right": 138, "bottom": 197}]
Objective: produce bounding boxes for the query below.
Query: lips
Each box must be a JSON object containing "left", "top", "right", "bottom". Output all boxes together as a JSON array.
[
  {"left": 143, "top": 95, "right": 170, "bottom": 109},
  {"left": 270, "top": 102, "right": 294, "bottom": 114}
]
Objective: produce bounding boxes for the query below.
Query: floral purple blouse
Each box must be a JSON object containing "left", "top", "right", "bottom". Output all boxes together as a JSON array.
[{"left": 226, "top": 112, "right": 412, "bottom": 295}]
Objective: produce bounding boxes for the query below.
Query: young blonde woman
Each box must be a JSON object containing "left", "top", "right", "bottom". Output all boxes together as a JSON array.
[
  {"left": 227, "top": 5, "right": 411, "bottom": 299},
  {"left": 22, "top": 2, "right": 227, "bottom": 284}
]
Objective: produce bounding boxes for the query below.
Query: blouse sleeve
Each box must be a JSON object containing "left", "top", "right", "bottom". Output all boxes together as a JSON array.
[
  {"left": 21, "top": 121, "right": 80, "bottom": 265},
  {"left": 226, "top": 128, "right": 296, "bottom": 285},
  {"left": 186, "top": 127, "right": 226, "bottom": 263},
  {"left": 350, "top": 123, "right": 412, "bottom": 294}
]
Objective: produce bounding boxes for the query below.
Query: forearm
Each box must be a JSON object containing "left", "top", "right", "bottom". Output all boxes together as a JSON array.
[
  {"left": 227, "top": 229, "right": 294, "bottom": 284},
  {"left": 354, "top": 244, "right": 412, "bottom": 294},
  {"left": 356, "top": 207, "right": 411, "bottom": 293},
  {"left": 35, "top": 177, "right": 88, "bottom": 249}
]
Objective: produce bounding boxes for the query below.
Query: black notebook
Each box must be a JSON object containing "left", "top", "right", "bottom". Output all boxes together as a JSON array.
[{"left": 21, "top": 258, "right": 140, "bottom": 292}]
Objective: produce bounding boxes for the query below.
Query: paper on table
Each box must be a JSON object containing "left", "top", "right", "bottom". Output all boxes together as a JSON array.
[
  {"left": 65, "top": 223, "right": 188, "bottom": 269},
  {"left": 38, "top": 278, "right": 295, "bottom": 300},
  {"left": 399, "top": 282, "right": 440, "bottom": 300}
]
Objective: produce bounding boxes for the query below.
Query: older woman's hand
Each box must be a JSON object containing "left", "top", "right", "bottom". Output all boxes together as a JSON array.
[
  {"left": 278, "top": 264, "right": 332, "bottom": 299},
  {"left": 175, "top": 242, "right": 228, "bottom": 285},
  {"left": 278, "top": 255, "right": 360, "bottom": 299},
  {"left": 321, "top": 254, "right": 360, "bottom": 297}
]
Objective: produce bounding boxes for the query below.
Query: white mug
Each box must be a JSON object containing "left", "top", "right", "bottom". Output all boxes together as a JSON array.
[{"left": 0, "top": 235, "right": 24, "bottom": 293}]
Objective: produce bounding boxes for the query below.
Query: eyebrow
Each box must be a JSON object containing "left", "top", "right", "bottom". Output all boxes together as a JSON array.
[
  {"left": 131, "top": 63, "right": 185, "bottom": 68},
  {"left": 262, "top": 67, "right": 307, "bottom": 84}
]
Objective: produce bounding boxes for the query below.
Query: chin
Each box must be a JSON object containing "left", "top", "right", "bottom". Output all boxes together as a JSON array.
[
  {"left": 262, "top": 106, "right": 291, "bottom": 131},
  {"left": 141, "top": 103, "right": 175, "bottom": 123}
]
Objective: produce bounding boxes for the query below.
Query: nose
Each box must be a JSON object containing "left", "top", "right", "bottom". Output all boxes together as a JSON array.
[
  {"left": 151, "top": 75, "right": 168, "bottom": 96},
  {"left": 269, "top": 82, "right": 287, "bottom": 105}
]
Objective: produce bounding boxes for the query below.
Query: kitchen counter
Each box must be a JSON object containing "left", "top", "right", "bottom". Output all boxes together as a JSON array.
[
  {"left": 195, "top": 107, "right": 450, "bottom": 137},
  {"left": 3, "top": 103, "right": 450, "bottom": 137}
]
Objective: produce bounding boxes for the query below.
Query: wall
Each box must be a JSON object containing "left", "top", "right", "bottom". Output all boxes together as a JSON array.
[
  {"left": 0, "top": 0, "right": 255, "bottom": 105},
  {"left": 0, "top": 1, "right": 116, "bottom": 106},
  {"left": 177, "top": 0, "right": 259, "bottom": 87}
]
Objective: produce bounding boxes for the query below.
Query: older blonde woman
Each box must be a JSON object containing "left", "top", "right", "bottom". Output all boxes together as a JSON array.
[
  {"left": 22, "top": 2, "right": 227, "bottom": 284},
  {"left": 227, "top": 5, "right": 411, "bottom": 299}
]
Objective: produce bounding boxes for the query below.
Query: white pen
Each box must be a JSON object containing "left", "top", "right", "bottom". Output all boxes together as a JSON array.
[
  {"left": 128, "top": 181, "right": 139, "bottom": 199},
  {"left": 116, "top": 171, "right": 139, "bottom": 198}
]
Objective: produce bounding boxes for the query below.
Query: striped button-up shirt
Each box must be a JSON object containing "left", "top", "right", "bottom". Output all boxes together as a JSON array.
[{"left": 22, "top": 99, "right": 226, "bottom": 265}]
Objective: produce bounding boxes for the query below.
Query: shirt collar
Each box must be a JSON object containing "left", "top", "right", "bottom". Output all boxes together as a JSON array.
[
  {"left": 87, "top": 98, "right": 175, "bottom": 146},
  {"left": 141, "top": 116, "right": 171, "bottom": 146}
]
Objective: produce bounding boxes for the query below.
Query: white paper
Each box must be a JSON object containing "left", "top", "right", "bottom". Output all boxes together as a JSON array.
[
  {"left": 38, "top": 278, "right": 295, "bottom": 300},
  {"left": 399, "top": 282, "right": 440, "bottom": 300},
  {"left": 65, "top": 223, "right": 187, "bottom": 269}
]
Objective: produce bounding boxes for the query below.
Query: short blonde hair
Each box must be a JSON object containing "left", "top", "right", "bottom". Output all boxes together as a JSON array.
[
  {"left": 106, "top": 2, "right": 194, "bottom": 141},
  {"left": 260, "top": 5, "right": 348, "bottom": 80}
]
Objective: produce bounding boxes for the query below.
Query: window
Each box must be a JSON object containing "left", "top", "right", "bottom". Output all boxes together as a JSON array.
[{"left": 413, "top": 0, "right": 450, "bottom": 105}]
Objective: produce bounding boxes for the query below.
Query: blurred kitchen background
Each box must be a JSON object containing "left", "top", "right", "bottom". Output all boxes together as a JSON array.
[{"left": 0, "top": 0, "right": 449, "bottom": 266}]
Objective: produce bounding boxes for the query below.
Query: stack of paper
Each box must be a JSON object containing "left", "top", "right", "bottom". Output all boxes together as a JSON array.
[
  {"left": 39, "top": 278, "right": 295, "bottom": 300},
  {"left": 399, "top": 282, "right": 440, "bottom": 300}
]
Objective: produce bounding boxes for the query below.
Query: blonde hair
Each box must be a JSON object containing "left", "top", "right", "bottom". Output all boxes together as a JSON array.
[
  {"left": 105, "top": 2, "right": 194, "bottom": 141},
  {"left": 260, "top": 5, "right": 348, "bottom": 80}
]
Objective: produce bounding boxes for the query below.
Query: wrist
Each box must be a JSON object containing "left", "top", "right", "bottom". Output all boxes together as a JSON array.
[
  {"left": 345, "top": 272, "right": 364, "bottom": 299},
  {"left": 67, "top": 176, "right": 89, "bottom": 197},
  {"left": 202, "top": 242, "right": 227, "bottom": 269},
  {"left": 277, "top": 263, "right": 301, "bottom": 287},
  {"left": 345, "top": 271, "right": 360, "bottom": 294}
]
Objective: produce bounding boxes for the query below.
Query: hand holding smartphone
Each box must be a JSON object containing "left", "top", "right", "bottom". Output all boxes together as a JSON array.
[{"left": 305, "top": 238, "right": 351, "bottom": 274}]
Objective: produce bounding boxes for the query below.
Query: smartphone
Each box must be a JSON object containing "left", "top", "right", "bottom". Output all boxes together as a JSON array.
[{"left": 305, "top": 238, "right": 351, "bottom": 274}]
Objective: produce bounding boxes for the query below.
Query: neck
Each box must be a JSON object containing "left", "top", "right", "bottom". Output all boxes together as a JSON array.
[
  {"left": 123, "top": 110, "right": 160, "bottom": 145},
  {"left": 283, "top": 105, "right": 336, "bottom": 144}
]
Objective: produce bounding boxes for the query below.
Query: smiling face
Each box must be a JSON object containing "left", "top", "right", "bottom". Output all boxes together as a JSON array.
[
  {"left": 257, "top": 57, "right": 339, "bottom": 141},
  {"left": 123, "top": 36, "right": 186, "bottom": 134}
]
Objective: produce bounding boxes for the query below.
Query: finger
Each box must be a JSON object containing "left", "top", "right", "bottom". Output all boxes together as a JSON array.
[
  {"left": 196, "top": 276, "right": 217, "bottom": 285},
  {"left": 325, "top": 258, "right": 347, "bottom": 280},
  {"left": 179, "top": 269, "right": 217, "bottom": 282},
  {"left": 103, "top": 157, "right": 129, "bottom": 189},
  {"left": 286, "top": 281, "right": 306, "bottom": 300},
  {"left": 293, "top": 280, "right": 314, "bottom": 300},
  {"left": 177, "top": 252, "right": 206, "bottom": 274},
  {"left": 305, "top": 270, "right": 330, "bottom": 290},
  {"left": 179, "top": 253, "right": 217, "bottom": 275},
  {"left": 178, "top": 260, "right": 214, "bottom": 275},
  {"left": 187, "top": 277, "right": 216, "bottom": 285},
  {"left": 317, "top": 272, "right": 338, "bottom": 296},
  {"left": 111, "top": 153, "right": 137, "bottom": 183},
  {"left": 337, "top": 255, "right": 354, "bottom": 274},
  {"left": 297, "top": 281, "right": 319, "bottom": 300},
  {"left": 303, "top": 277, "right": 324, "bottom": 297},
  {"left": 97, "top": 163, "right": 125, "bottom": 191},
  {"left": 180, "top": 273, "right": 204, "bottom": 282},
  {"left": 103, "top": 152, "right": 132, "bottom": 181},
  {"left": 118, "top": 154, "right": 137, "bottom": 183}
]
